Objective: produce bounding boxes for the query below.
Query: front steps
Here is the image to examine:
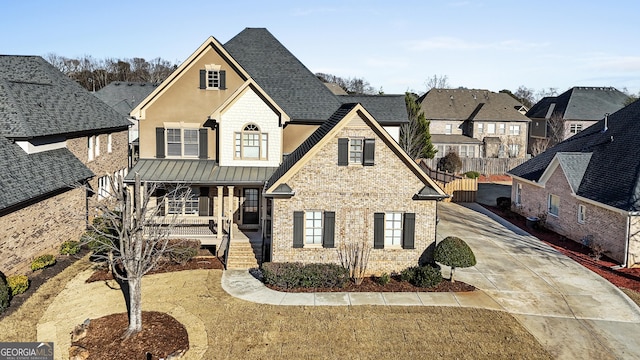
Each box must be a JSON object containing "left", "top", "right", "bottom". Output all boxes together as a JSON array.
[{"left": 225, "top": 225, "right": 263, "bottom": 269}]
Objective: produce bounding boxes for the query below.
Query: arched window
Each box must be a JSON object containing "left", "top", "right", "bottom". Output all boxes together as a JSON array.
[{"left": 235, "top": 123, "right": 268, "bottom": 160}]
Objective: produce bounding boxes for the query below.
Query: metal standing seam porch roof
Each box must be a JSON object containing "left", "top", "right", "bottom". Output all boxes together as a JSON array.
[{"left": 125, "top": 159, "right": 278, "bottom": 185}]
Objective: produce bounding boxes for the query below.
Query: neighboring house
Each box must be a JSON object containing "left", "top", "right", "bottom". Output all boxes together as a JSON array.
[
  {"left": 125, "top": 28, "right": 444, "bottom": 272},
  {"left": 338, "top": 94, "right": 409, "bottom": 142},
  {"left": 95, "top": 81, "right": 159, "bottom": 166},
  {"left": 527, "top": 86, "right": 629, "bottom": 151},
  {"left": 509, "top": 100, "right": 640, "bottom": 268},
  {"left": 324, "top": 82, "right": 348, "bottom": 95},
  {"left": 419, "top": 89, "right": 530, "bottom": 158},
  {"left": 0, "top": 56, "right": 130, "bottom": 275}
]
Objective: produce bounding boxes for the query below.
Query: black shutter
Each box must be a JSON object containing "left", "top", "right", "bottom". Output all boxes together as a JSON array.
[
  {"left": 338, "top": 138, "right": 349, "bottom": 166},
  {"left": 199, "top": 70, "right": 206, "bottom": 89},
  {"left": 322, "top": 211, "right": 335, "bottom": 248},
  {"left": 363, "top": 138, "right": 375, "bottom": 166},
  {"left": 293, "top": 211, "right": 304, "bottom": 248},
  {"left": 402, "top": 213, "right": 415, "bottom": 249},
  {"left": 155, "top": 127, "right": 165, "bottom": 158},
  {"left": 374, "top": 212, "right": 384, "bottom": 249},
  {"left": 219, "top": 70, "right": 226, "bottom": 90},
  {"left": 199, "top": 187, "right": 210, "bottom": 216},
  {"left": 199, "top": 128, "right": 208, "bottom": 159}
]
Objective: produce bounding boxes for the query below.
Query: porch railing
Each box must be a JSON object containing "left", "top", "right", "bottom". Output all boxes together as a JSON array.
[
  {"left": 216, "top": 219, "right": 232, "bottom": 270},
  {"left": 144, "top": 216, "right": 225, "bottom": 237}
]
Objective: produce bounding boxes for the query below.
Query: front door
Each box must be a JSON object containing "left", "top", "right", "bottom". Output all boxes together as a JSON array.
[{"left": 242, "top": 188, "right": 259, "bottom": 224}]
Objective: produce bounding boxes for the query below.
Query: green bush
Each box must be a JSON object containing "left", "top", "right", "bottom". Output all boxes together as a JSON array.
[
  {"left": 377, "top": 272, "right": 391, "bottom": 286},
  {"left": 261, "top": 262, "right": 349, "bottom": 289},
  {"left": 31, "top": 254, "right": 56, "bottom": 271},
  {"left": 81, "top": 231, "right": 112, "bottom": 254},
  {"left": 0, "top": 271, "right": 9, "bottom": 314},
  {"left": 7, "top": 275, "right": 29, "bottom": 296},
  {"left": 464, "top": 171, "right": 480, "bottom": 179},
  {"left": 400, "top": 265, "right": 442, "bottom": 288},
  {"left": 434, "top": 236, "right": 476, "bottom": 282},
  {"left": 60, "top": 240, "right": 80, "bottom": 255}
]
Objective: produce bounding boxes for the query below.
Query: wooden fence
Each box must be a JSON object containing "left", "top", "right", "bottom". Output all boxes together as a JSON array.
[
  {"left": 420, "top": 157, "right": 528, "bottom": 175},
  {"left": 417, "top": 159, "right": 477, "bottom": 203}
]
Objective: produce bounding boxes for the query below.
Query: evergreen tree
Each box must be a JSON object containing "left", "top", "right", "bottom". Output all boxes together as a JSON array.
[{"left": 401, "top": 92, "right": 437, "bottom": 159}]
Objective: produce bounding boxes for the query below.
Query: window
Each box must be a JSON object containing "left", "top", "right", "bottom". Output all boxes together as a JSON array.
[
  {"left": 167, "top": 128, "right": 199, "bottom": 157},
  {"left": 548, "top": 194, "right": 559, "bottom": 217},
  {"left": 459, "top": 145, "right": 475, "bottom": 158},
  {"left": 487, "top": 123, "right": 496, "bottom": 134},
  {"left": 515, "top": 183, "right": 522, "bottom": 205},
  {"left": 437, "top": 145, "right": 445, "bottom": 156},
  {"left": 385, "top": 212, "right": 403, "bottom": 247},
  {"left": 204, "top": 64, "right": 222, "bottom": 89},
  {"left": 570, "top": 124, "right": 583, "bottom": 134},
  {"left": 88, "top": 136, "right": 95, "bottom": 161},
  {"left": 349, "top": 138, "right": 363, "bottom": 163},
  {"left": 509, "top": 125, "right": 520, "bottom": 135},
  {"left": 235, "top": 123, "right": 268, "bottom": 160},
  {"left": 477, "top": 123, "right": 483, "bottom": 134},
  {"left": 97, "top": 175, "right": 110, "bottom": 200},
  {"left": 508, "top": 144, "right": 519, "bottom": 157},
  {"left": 498, "top": 123, "right": 505, "bottom": 134},
  {"left": 95, "top": 135, "right": 100, "bottom": 157},
  {"left": 168, "top": 188, "right": 199, "bottom": 215},
  {"left": 305, "top": 211, "right": 323, "bottom": 245},
  {"left": 107, "top": 134, "right": 113, "bottom": 153},
  {"left": 578, "top": 204, "right": 586, "bottom": 224},
  {"left": 445, "top": 124, "right": 453, "bottom": 134}
]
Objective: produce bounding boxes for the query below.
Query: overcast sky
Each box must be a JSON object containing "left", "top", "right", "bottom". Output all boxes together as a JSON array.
[{"left": 2, "top": 0, "right": 639, "bottom": 96}]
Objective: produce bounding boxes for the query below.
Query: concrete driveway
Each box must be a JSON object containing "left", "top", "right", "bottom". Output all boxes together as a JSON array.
[{"left": 437, "top": 202, "right": 640, "bottom": 359}]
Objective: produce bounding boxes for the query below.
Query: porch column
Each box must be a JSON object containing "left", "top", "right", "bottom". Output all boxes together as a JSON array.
[
  {"left": 216, "top": 186, "right": 223, "bottom": 240},
  {"left": 227, "top": 186, "right": 235, "bottom": 223}
]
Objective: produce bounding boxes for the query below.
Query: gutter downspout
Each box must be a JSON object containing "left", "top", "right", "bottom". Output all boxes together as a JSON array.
[{"left": 612, "top": 213, "right": 632, "bottom": 269}]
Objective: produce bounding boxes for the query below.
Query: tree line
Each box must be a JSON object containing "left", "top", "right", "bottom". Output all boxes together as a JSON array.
[{"left": 45, "top": 54, "right": 178, "bottom": 92}]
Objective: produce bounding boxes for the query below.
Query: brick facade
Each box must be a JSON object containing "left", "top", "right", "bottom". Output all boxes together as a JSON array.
[
  {"left": 0, "top": 130, "right": 129, "bottom": 275},
  {"left": 512, "top": 167, "right": 634, "bottom": 264},
  {"left": 271, "top": 117, "right": 438, "bottom": 275}
]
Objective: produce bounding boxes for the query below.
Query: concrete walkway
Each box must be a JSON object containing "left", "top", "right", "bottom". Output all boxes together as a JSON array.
[{"left": 222, "top": 202, "right": 640, "bottom": 359}]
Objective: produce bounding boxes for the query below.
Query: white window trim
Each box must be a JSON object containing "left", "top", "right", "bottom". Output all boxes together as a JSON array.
[
  {"left": 95, "top": 135, "right": 100, "bottom": 157},
  {"left": 234, "top": 123, "right": 268, "bottom": 160},
  {"left": 205, "top": 64, "right": 222, "bottom": 90},
  {"left": 167, "top": 187, "right": 200, "bottom": 216},
  {"left": 477, "top": 123, "right": 484, "bottom": 134},
  {"left": 384, "top": 212, "right": 403, "bottom": 248},
  {"left": 107, "top": 133, "right": 113, "bottom": 153},
  {"left": 498, "top": 123, "right": 506, "bottom": 134},
  {"left": 578, "top": 204, "right": 586, "bottom": 224},
  {"left": 515, "top": 183, "right": 522, "bottom": 205},
  {"left": 304, "top": 210, "right": 323, "bottom": 247},
  {"left": 349, "top": 138, "right": 364, "bottom": 164},
  {"left": 164, "top": 123, "right": 200, "bottom": 158},
  {"left": 487, "top": 123, "right": 496, "bottom": 134},
  {"left": 445, "top": 124, "right": 453, "bottom": 135},
  {"left": 88, "top": 136, "right": 95, "bottom": 161},
  {"left": 509, "top": 125, "right": 520, "bottom": 135},
  {"left": 548, "top": 194, "right": 559, "bottom": 217}
]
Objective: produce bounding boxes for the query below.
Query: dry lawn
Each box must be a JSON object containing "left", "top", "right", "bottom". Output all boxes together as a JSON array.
[
  {"left": 0, "top": 262, "right": 551, "bottom": 360},
  {"left": 622, "top": 288, "right": 640, "bottom": 307}
]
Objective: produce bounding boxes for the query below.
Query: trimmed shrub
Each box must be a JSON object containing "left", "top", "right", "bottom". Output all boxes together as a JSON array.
[
  {"left": 438, "top": 151, "right": 462, "bottom": 173},
  {"left": 81, "top": 231, "right": 113, "bottom": 254},
  {"left": 400, "top": 265, "right": 443, "bottom": 288},
  {"left": 464, "top": 171, "right": 480, "bottom": 179},
  {"left": 60, "top": 240, "right": 80, "bottom": 255},
  {"left": 31, "top": 254, "right": 56, "bottom": 271},
  {"left": 377, "top": 272, "right": 391, "bottom": 286},
  {"left": 167, "top": 239, "right": 201, "bottom": 265},
  {"left": 434, "top": 236, "right": 476, "bottom": 282},
  {"left": 261, "top": 262, "right": 349, "bottom": 289},
  {"left": 7, "top": 275, "right": 29, "bottom": 296},
  {"left": 0, "top": 271, "right": 9, "bottom": 314}
]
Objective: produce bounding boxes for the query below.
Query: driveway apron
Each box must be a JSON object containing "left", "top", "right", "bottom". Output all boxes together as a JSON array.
[{"left": 438, "top": 202, "right": 640, "bottom": 359}]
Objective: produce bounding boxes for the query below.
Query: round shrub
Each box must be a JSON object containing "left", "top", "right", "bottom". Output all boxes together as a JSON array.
[
  {"left": 438, "top": 151, "right": 462, "bottom": 173},
  {"left": 464, "top": 171, "right": 480, "bottom": 179},
  {"left": 377, "top": 272, "right": 391, "bottom": 286},
  {"left": 400, "top": 265, "right": 443, "bottom": 288},
  {"left": 60, "top": 240, "right": 80, "bottom": 255},
  {"left": 7, "top": 275, "right": 29, "bottom": 296},
  {"left": 0, "top": 271, "right": 9, "bottom": 314},
  {"left": 434, "top": 236, "right": 476, "bottom": 282},
  {"left": 31, "top": 254, "right": 56, "bottom": 271}
]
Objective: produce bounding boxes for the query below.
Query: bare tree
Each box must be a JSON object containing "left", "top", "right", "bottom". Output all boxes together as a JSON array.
[
  {"left": 424, "top": 74, "right": 450, "bottom": 92},
  {"left": 529, "top": 138, "right": 550, "bottom": 156},
  {"left": 514, "top": 86, "right": 536, "bottom": 108},
  {"left": 547, "top": 114, "right": 566, "bottom": 146},
  {"left": 82, "top": 174, "right": 191, "bottom": 338}
]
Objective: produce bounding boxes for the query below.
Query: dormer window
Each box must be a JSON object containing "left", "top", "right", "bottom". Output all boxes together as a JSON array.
[
  {"left": 235, "top": 123, "right": 268, "bottom": 160},
  {"left": 199, "top": 64, "right": 226, "bottom": 90}
]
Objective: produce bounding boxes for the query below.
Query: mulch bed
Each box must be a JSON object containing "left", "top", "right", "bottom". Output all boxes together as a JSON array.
[
  {"left": 482, "top": 204, "right": 640, "bottom": 292},
  {"left": 266, "top": 275, "right": 475, "bottom": 293},
  {"left": 478, "top": 174, "right": 512, "bottom": 183},
  {"left": 71, "top": 311, "right": 188, "bottom": 360},
  {"left": 85, "top": 256, "right": 223, "bottom": 283}
]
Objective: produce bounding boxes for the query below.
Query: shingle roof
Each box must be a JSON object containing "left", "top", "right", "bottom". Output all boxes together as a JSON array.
[
  {"left": 526, "top": 87, "right": 629, "bottom": 120},
  {"left": 266, "top": 103, "right": 357, "bottom": 189},
  {"left": 224, "top": 28, "right": 342, "bottom": 122},
  {"left": 0, "top": 135, "right": 93, "bottom": 211},
  {"left": 556, "top": 153, "right": 592, "bottom": 193},
  {"left": 95, "top": 81, "right": 159, "bottom": 117},
  {"left": 125, "top": 159, "right": 277, "bottom": 185},
  {"left": 419, "top": 89, "right": 529, "bottom": 122},
  {"left": 0, "top": 56, "right": 130, "bottom": 139},
  {"left": 510, "top": 100, "right": 640, "bottom": 211},
  {"left": 339, "top": 95, "right": 408, "bottom": 124}
]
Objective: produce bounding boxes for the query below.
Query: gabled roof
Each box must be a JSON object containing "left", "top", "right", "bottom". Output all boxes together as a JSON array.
[
  {"left": 95, "top": 82, "right": 159, "bottom": 117},
  {"left": 419, "top": 88, "right": 530, "bottom": 122},
  {"left": 0, "top": 56, "right": 130, "bottom": 139},
  {"left": 510, "top": 100, "right": 640, "bottom": 212},
  {"left": 339, "top": 94, "right": 409, "bottom": 124},
  {"left": 526, "top": 87, "right": 629, "bottom": 120},
  {"left": 265, "top": 103, "right": 446, "bottom": 199},
  {"left": 0, "top": 135, "right": 93, "bottom": 212},
  {"left": 224, "top": 28, "right": 342, "bottom": 122}
]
